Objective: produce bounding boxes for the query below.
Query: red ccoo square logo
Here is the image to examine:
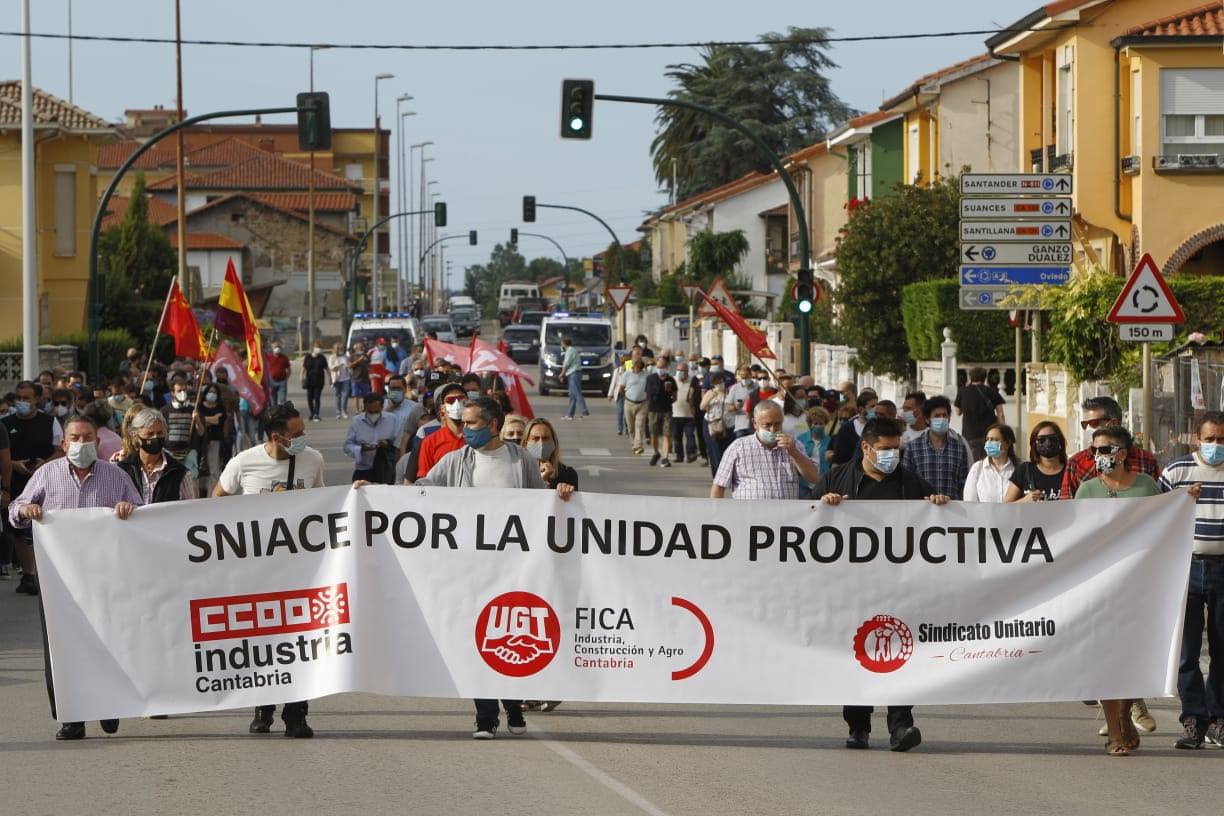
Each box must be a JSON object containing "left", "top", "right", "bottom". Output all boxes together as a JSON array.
[{"left": 190, "top": 583, "right": 349, "bottom": 642}]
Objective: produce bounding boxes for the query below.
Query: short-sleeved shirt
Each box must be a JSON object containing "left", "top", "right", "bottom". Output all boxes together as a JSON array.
[
  {"left": 1074, "top": 473, "right": 1160, "bottom": 499},
  {"left": 621, "top": 371, "right": 649, "bottom": 402},
  {"left": 416, "top": 425, "right": 464, "bottom": 478},
  {"left": 713, "top": 434, "right": 817, "bottom": 500},
  {"left": 1159, "top": 453, "right": 1224, "bottom": 555},
  {"left": 218, "top": 445, "right": 326, "bottom": 494},
  {"left": 1060, "top": 445, "right": 1160, "bottom": 499},
  {"left": 1009, "top": 462, "right": 1066, "bottom": 502},
  {"left": 955, "top": 383, "right": 1005, "bottom": 442}
]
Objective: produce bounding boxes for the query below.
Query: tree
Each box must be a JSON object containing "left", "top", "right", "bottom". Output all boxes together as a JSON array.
[
  {"left": 833, "top": 178, "right": 961, "bottom": 378},
  {"left": 461, "top": 243, "right": 529, "bottom": 313},
  {"left": 97, "top": 173, "right": 177, "bottom": 350},
  {"left": 651, "top": 27, "right": 855, "bottom": 199}
]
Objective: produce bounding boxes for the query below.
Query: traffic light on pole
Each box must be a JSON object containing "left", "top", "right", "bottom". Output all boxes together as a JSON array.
[
  {"left": 295, "top": 92, "right": 332, "bottom": 151},
  {"left": 510, "top": 228, "right": 518, "bottom": 245},
  {"left": 434, "top": 202, "right": 447, "bottom": 227},
  {"left": 469, "top": 230, "right": 478, "bottom": 246},
  {"left": 560, "top": 79, "right": 594, "bottom": 139},
  {"left": 796, "top": 268, "right": 814, "bottom": 315},
  {"left": 522, "top": 195, "right": 536, "bottom": 223}
]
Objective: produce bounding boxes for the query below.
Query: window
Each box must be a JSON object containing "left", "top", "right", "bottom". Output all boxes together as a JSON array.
[
  {"left": 1131, "top": 71, "right": 1141, "bottom": 154},
  {"left": 1057, "top": 63, "right": 1073, "bottom": 155},
  {"left": 344, "top": 163, "right": 363, "bottom": 181},
  {"left": 1161, "top": 69, "right": 1224, "bottom": 158},
  {"left": 854, "top": 142, "right": 871, "bottom": 199},
  {"left": 53, "top": 168, "right": 76, "bottom": 257}
]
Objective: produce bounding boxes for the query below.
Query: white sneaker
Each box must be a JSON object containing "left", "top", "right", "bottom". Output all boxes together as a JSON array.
[
  {"left": 1131, "top": 699, "right": 1157, "bottom": 733},
  {"left": 472, "top": 725, "right": 497, "bottom": 740},
  {"left": 507, "top": 723, "right": 527, "bottom": 735}
]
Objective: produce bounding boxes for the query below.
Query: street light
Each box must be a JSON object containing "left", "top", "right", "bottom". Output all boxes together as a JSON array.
[
  {"left": 409, "top": 140, "right": 433, "bottom": 299},
  {"left": 395, "top": 95, "right": 414, "bottom": 309},
  {"left": 372, "top": 72, "right": 394, "bottom": 312},
  {"left": 304, "top": 44, "right": 332, "bottom": 348}
]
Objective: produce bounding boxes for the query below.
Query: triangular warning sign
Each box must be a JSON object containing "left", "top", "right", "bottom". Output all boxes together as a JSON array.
[
  {"left": 605, "top": 285, "right": 634, "bottom": 311},
  {"left": 682, "top": 284, "right": 702, "bottom": 302},
  {"left": 1107, "top": 254, "right": 1185, "bottom": 325},
  {"left": 696, "top": 277, "right": 740, "bottom": 318}
]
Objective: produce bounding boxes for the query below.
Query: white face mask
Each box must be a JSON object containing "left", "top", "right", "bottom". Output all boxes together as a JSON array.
[
  {"left": 174, "top": 390, "right": 188, "bottom": 404},
  {"left": 445, "top": 401, "right": 464, "bottom": 421},
  {"left": 67, "top": 440, "right": 97, "bottom": 469}
]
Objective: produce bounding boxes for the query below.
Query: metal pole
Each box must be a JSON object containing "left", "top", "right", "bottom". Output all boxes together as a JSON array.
[
  {"left": 174, "top": 0, "right": 187, "bottom": 295},
  {"left": 372, "top": 73, "right": 393, "bottom": 312},
  {"left": 395, "top": 105, "right": 403, "bottom": 309},
  {"left": 1142, "top": 342, "right": 1152, "bottom": 449},
  {"left": 20, "top": 0, "right": 37, "bottom": 379},
  {"left": 595, "top": 92, "right": 812, "bottom": 375},
  {"left": 536, "top": 202, "right": 626, "bottom": 340},
  {"left": 519, "top": 231, "right": 571, "bottom": 307},
  {"left": 66, "top": 0, "right": 73, "bottom": 105},
  {"left": 1015, "top": 324, "right": 1024, "bottom": 446},
  {"left": 307, "top": 49, "right": 316, "bottom": 349}
]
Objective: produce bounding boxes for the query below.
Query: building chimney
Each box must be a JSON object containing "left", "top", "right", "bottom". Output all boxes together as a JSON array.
[{"left": 254, "top": 114, "right": 262, "bottom": 126}]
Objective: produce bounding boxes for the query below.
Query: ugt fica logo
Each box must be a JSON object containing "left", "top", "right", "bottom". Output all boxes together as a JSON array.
[
  {"left": 475, "top": 591, "right": 560, "bottom": 677},
  {"left": 853, "top": 614, "right": 913, "bottom": 674}
]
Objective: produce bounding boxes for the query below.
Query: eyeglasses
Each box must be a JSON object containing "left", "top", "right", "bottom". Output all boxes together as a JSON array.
[
  {"left": 1090, "top": 445, "right": 1121, "bottom": 455},
  {"left": 443, "top": 393, "right": 464, "bottom": 404},
  {"left": 1080, "top": 417, "right": 1112, "bottom": 430}
]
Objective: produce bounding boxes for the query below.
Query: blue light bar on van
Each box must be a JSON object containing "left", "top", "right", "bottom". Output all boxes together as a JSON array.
[
  {"left": 352, "top": 312, "right": 415, "bottom": 319},
  {"left": 548, "top": 312, "right": 605, "bottom": 320}
]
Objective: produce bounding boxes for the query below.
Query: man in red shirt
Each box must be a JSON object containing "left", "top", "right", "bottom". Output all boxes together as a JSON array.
[
  {"left": 1060, "top": 396, "right": 1160, "bottom": 499},
  {"left": 416, "top": 383, "right": 466, "bottom": 479},
  {"left": 265, "top": 342, "right": 292, "bottom": 406}
]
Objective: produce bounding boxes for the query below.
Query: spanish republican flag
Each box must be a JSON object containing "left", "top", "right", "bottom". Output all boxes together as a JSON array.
[
  {"left": 216, "top": 258, "right": 264, "bottom": 385},
  {"left": 162, "top": 279, "right": 208, "bottom": 360}
]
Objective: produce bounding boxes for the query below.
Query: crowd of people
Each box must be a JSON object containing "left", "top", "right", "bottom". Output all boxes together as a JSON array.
[{"left": 0, "top": 338, "right": 1219, "bottom": 757}]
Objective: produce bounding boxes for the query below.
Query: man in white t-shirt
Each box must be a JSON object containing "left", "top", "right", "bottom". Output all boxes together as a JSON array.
[{"left": 212, "top": 403, "right": 324, "bottom": 738}]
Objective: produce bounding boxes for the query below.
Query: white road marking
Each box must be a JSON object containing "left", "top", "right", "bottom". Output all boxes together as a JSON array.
[
  {"left": 529, "top": 725, "right": 673, "bottom": 816},
  {"left": 578, "top": 448, "right": 612, "bottom": 457}
]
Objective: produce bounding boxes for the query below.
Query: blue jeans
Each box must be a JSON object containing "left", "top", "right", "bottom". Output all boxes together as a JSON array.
[
  {"left": 703, "top": 422, "right": 724, "bottom": 477},
  {"left": 1179, "top": 557, "right": 1224, "bottom": 725},
  {"left": 565, "top": 371, "right": 589, "bottom": 417},
  {"left": 271, "top": 378, "right": 288, "bottom": 406},
  {"left": 475, "top": 698, "right": 523, "bottom": 729},
  {"left": 333, "top": 380, "right": 350, "bottom": 415},
  {"left": 670, "top": 417, "right": 697, "bottom": 460},
  {"left": 615, "top": 393, "right": 625, "bottom": 433}
]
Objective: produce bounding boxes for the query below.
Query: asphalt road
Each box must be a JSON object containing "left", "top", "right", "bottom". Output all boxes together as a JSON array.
[{"left": 0, "top": 368, "right": 1213, "bottom": 816}]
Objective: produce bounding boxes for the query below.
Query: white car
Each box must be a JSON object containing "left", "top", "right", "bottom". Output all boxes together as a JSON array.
[{"left": 421, "top": 316, "right": 457, "bottom": 343}]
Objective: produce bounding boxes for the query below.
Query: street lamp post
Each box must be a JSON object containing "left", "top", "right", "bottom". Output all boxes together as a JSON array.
[
  {"left": 517, "top": 232, "right": 572, "bottom": 307},
  {"left": 529, "top": 200, "right": 626, "bottom": 341},
  {"left": 395, "top": 95, "right": 414, "bottom": 310},
  {"left": 372, "top": 73, "right": 393, "bottom": 313},
  {"left": 409, "top": 141, "right": 433, "bottom": 303},
  {"left": 306, "top": 44, "right": 331, "bottom": 349}
]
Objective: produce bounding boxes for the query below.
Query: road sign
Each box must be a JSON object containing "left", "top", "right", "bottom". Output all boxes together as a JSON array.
[
  {"left": 1106, "top": 253, "right": 1185, "bottom": 325},
  {"left": 960, "top": 220, "right": 1071, "bottom": 242},
  {"left": 960, "top": 173, "right": 1073, "bottom": 195},
  {"left": 959, "top": 286, "right": 1012, "bottom": 310},
  {"left": 961, "top": 242, "right": 1072, "bottom": 265},
  {"left": 605, "top": 285, "right": 634, "bottom": 311},
  {"left": 1119, "top": 324, "right": 1174, "bottom": 342},
  {"left": 790, "top": 279, "right": 824, "bottom": 304},
  {"left": 959, "top": 197, "right": 1073, "bottom": 219},
  {"left": 960, "top": 266, "right": 1071, "bottom": 286},
  {"left": 681, "top": 284, "right": 702, "bottom": 302},
  {"left": 697, "top": 277, "right": 740, "bottom": 318}
]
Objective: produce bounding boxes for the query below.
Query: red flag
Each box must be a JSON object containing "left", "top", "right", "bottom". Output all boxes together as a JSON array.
[
  {"left": 506, "top": 375, "right": 534, "bottom": 420},
  {"left": 700, "top": 292, "right": 776, "bottom": 360},
  {"left": 424, "top": 337, "right": 472, "bottom": 370},
  {"left": 470, "top": 336, "right": 535, "bottom": 385},
  {"left": 161, "top": 279, "right": 208, "bottom": 360},
  {"left": 211, "top": 342, "right": 268, "bottom": 417}
]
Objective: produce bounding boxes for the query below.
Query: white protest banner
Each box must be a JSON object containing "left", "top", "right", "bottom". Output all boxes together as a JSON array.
[{"left": 35, "top": 487, "right": 1194, "bottom": 722}]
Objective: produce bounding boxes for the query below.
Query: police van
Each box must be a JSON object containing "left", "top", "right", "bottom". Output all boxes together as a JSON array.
[
  {"left": 345, "top": 313, "right": 423, "bottom": 351},
  {"left": 537, "top": 313, "right": 615, "bottom": 396}
]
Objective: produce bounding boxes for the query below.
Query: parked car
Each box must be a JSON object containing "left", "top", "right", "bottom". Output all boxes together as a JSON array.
[
  {"left": 498, "top": 282, "right": 540, "bottom": 326},
  {"left": 513, "top": 309, "right": 550, "bottom": 327},
  {"left": 420, "top": 315, "right": 457, "bottom": 343},
  {"left": 499, "top": 323, "right": 541, "bottom": 364},
  {"left": 345, "top": 312, "right": 422, "bottom": 353}
]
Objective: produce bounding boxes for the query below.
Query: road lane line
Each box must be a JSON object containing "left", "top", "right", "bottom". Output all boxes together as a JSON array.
[
  {"left": 528, "top": 725, "right": 673, "bottom": 816},
  {"left": 577, "top": 448, "right": 613, "bottom": 457}
]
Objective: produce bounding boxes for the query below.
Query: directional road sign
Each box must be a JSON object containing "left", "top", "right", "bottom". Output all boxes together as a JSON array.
[
  {"left": 960, "top": 173, "right": 1073, "bottom": 195},
  {"left": 959, "top": 286, "right": 1012, "bottom": 310},
  {"left": 960, "top": 220, "right": 1071, "bottom": 242},
  {"left": 960, "top": 266, "right": 1071, "bottom": 286},
  {"left": 961, "top": 242, "right": 1072, "bottom": 265},
  {"left": 960, "top": 197, "right": 1073, "bottom": 219},
  {"left": 1119, "top": 324, "right": 1174, "bottom": 342},
  {"left": 1106, "top": 253, "right": 1185, "bottom": 325}
]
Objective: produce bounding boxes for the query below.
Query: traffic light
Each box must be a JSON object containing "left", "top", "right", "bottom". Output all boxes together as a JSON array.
[
  {"left": 510, "top": 228, "right": 518, "bottom": 245},
  {"left": 469, "top": 230, "right": 478, "bottom": 246},
  {"left": 560, "top": 79, "right": 594, "bottom": 139},
  {"left": 295, "top": 92, "right": 332, "bottom": 151},
  {"left": 434, "top": 202, "right": 447, "bottom": 227},
  {"left": 523, "top": 195, "right": 536, "bottom": 223},
  {"left": 795, "top": 268, "right": 815, "bottom": 315}
]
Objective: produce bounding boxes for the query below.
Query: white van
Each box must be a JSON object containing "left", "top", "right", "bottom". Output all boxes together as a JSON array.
[{"left": 497, "top": 282, "right": 539, "bottom": 313}]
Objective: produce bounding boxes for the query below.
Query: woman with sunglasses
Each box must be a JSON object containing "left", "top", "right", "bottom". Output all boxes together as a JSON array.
[
  {"left": 1005, "top": 421, "right": 1068, "bottom": 503},
  {"left": 1074, "top": 425, "right": 1160, "bottom": 757}
]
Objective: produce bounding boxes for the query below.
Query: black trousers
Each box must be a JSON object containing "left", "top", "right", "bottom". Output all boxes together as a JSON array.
[
  {"left": 474, "top": 698, "right": 523, "bottom": 728},
  {"left": 843, "top": 705, "right": 914, "bottom": 735},
  {"left": 256, "top": 701, "right": 309, "bottom": 722},
  {"left": 305, "top": 386, "right": 324, "bottom": 419}
]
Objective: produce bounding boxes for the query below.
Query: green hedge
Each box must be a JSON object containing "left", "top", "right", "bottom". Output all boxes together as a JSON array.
[
  {"left": 901, "top": 278, "right": 1016, "bottom": 362},
  {"left": 0, "top": 329, "right": 136, "bottom": 376}
]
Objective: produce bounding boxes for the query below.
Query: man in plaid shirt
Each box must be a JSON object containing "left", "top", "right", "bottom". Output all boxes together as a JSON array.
[
  {"left": 711, "top": 401, "right": 821, "bottom": 499},
  {"left": 1060, "top": 396, "right": 1160, "bottom": 499},
  {"left": 902, "top": 395, "right": 970, "bottom": 499},
  {"left": 9, "top": 413, "right": 142, "bottom": 742}
]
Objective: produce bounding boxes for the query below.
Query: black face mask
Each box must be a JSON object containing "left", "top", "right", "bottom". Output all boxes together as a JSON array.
[
  {"left": 139, "top": 437, "right": 166, "bottom": 455},
  {"left": 1034, "top": 437, "right": 1063, "bottom": 458}
]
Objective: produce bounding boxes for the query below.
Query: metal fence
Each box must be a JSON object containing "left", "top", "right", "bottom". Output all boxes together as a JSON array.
[
  {"left": 1150, "top": 350, "right": 1224, "bottom": 465},
  {"left": 0, "top": 346, "right": 80, "bottom": 392}
]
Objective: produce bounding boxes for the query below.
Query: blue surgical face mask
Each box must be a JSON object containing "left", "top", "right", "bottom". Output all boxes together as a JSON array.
[
  {"left": 709, "top": 365, "right": 722, "bottom": 374},
  {"left": 388, "top": 389, "right": 405, "bottom": 404},
  {"left": 464, "top": 425, "right": 494, "bottom": 449},
  {"left": 756, "top": 429, "right": 777, "bottom": 446},
  {"left": 865, "top": 408, "right": 877, "bottom": 421},
  {"left": 901, "top": 410, "right": 917, "bottom": 426},
  {"left": 14, "top": 401, "right": 34, "bottom": 417},
  {"left": 1202, "top": 442, "right": 1224, "bottom": 466},
  {"left": 930, "top": 417, "right": 950, "bottom": 435},
  {"left": 872, "top": 448, "right": 900, "bottom": 474},
  {"left": 286, "top": 436, "right": 308, "bottom": 456},
  {"left": 984, "top": 440, "right": 1003, "bottom": 458}
]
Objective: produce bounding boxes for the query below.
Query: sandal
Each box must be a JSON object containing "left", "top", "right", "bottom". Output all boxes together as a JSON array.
[
  {"left": 1119, "top": 702, "right": 1141, "bottom": 751},
  {"left": 1106, "top": 740, "right": 1130, "bottom": 757}
]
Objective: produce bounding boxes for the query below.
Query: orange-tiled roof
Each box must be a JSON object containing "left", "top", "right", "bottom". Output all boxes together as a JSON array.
[
  {"left": 96, "top": 141, "right": 178, "bottom": 170},
  {"left": 653, "top": 169, "right": 778, "bottom": 219},
  {"left": 161, "top": 192, "right": 357, "bottom": 241},
  {"left": 100, "top": 194, "right": 180, "bottom": 230},
  {"left": 185, "top": 137, "right": 269, "bottom": 167},
  {"left": 147, "top": 152, "right": 358, "bottom": 192},
  {"left": 1123, "top": 2, "right": 1224, "bottom": 37},
  {"left": 169, "top": 232, "right": 245, "bottom": 250},
  {"left": 846, "top": 110, "right": 894, "bottom": 129},
  {"left": 252, "top": 192, "right": 359, "bottom": 212},
  {"left": 760, "top": 203, "right": 789, "bottom": 217},
  {"left": 0, "top": 81, "right": 113, "bottom": 130},
  {"left": 787, "top": 140, "right": 829, "bottom": 164},
  {"left": 882, "top": 53, "right": 995, "bottom": 110}
]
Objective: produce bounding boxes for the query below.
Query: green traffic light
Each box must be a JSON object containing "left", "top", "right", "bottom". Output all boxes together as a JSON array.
[
  {"left": 799, "top": 301, "right": 813, "bottom": 314},
  {"left": 569, "top": 117, "right": 585, "bottom": 132}
]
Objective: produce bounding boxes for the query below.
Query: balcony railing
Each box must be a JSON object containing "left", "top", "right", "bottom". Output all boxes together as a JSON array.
[
  {"left": 1029, "top": 147, "right": 1044, "bottom": 172},
  {"left": 1121, "top": 155, "right": 1141, "bottom": 175},
  {"left": 1155, "top": 154, "right": 1224, "bottom": 172},
  {"left": 1050, "top": 150, "right": 1073, "bottom": 172}
]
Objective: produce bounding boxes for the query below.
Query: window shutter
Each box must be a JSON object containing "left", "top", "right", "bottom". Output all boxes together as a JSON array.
[{"left": 1161, "top": 69, "right": 1224, "bottom": 115}]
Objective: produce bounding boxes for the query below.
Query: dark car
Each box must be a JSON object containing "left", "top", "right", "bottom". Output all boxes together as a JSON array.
[
  {"left": 449, "top": 308, "right": 480, "bottom": 338},
  {"left": 513, "top": 310, "right": 550, "bottom": 327},
  {"left": 499, "top": 324, "right": 541, "bottom": 364}
]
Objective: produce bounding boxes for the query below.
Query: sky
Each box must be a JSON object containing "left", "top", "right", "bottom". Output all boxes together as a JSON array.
[{"left": 7, "top": 0, "right": 1037, "bottom": 284}]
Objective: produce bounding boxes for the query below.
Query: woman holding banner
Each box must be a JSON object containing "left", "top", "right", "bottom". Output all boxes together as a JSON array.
[
  {"left": 1004, "top": 422, "right": 1068, "bottom": 503},
  {"left": 1074, "top": 425, "right": 1161, "bottom": 756},
  {"left": 963, "top": 424, "right": 1018, "bottom": 503}
]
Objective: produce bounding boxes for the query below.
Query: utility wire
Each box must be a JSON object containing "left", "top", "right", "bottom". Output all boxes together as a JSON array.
[{"left": 0, "top": 27, "right": 1064, "bottom": 52}]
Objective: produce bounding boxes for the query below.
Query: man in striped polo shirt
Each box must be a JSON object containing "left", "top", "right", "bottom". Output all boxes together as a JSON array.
[{"left": 1161, "top": 411, "right": 1224, "bottom": 750}]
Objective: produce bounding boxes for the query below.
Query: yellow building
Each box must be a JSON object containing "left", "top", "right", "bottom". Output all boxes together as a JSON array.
[
  {"left": 784, "top": 141, "right": 850, "bottom": 290},
  {"left": 988, "top": 0, "right": 1224, "bottom": 275},
  {"left": 0, "top": 83, "right": 118, "bottom": 341}
]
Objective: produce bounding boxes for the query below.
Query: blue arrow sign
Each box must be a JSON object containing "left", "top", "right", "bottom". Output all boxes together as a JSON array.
[{"left": 960, "top": 266, "right": 1072, "bottom": 285}]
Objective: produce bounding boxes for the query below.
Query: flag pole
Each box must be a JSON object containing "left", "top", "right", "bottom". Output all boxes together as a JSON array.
[
  {"left": 189, "top": 327, "right": 219, "bottom": 434},
  {"left": 140, "top": 281, "right": 177, "bottom": 394}
]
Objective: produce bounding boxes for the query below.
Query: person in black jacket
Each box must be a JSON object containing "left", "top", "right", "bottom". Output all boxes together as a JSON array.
[
  {"left": 523, "top": 418, "right": 577, "bottom": 498},
  {"left": 114, "top": 407, "right": 196, "bottom": 504},
  {"left": 830, "top": 390, "right": 878, "bottom": 466},
  {"left": 816, "top": 418, "right": 950, "bottom": 754}
]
